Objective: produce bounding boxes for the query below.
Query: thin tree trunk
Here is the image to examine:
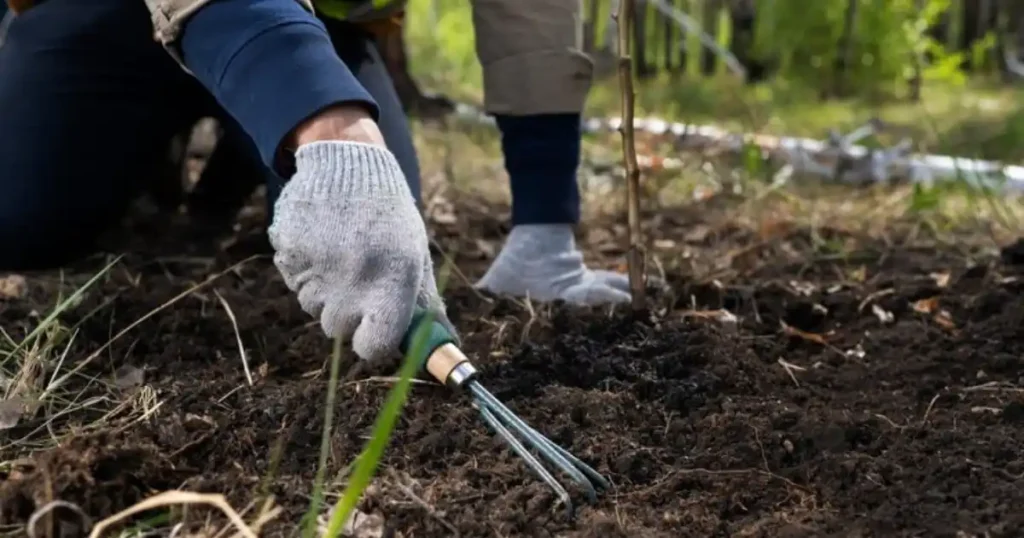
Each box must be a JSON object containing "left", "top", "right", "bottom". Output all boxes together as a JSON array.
[
  {"left": 634, "top": 0, "right": 651, "bottom": 78},
  {"left": 832, "top": 0, "right": 859, "bottom": 99},
  {"left": 615, "top": 0, "right": 647, "bottom": 309},
  {"left": 663, "top": 0, "right": 675, "bottom": 71},
  {"left": 700, "top": 0, "right": 721, "bottom": 76}
]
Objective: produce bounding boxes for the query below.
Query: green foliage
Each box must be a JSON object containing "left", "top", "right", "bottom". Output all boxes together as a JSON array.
[
  {"left": 909, "top": 182, "right": 942, "bottom": 213},
  {"left": 403, "top": 0, "right": 998, "bottom": 101},
  {"left": 404, "top": 0, "right": 481, "bottom": 99},
  {"left": 753, "top": 0, "right": 969, "bottom": 97}
]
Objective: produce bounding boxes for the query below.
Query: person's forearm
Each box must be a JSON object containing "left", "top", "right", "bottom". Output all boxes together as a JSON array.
[{"left": 179, "top": 0, "right": 380, "bottom": 168}]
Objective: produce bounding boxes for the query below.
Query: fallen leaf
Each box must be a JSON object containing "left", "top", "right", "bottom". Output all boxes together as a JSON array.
[
  {"left": 848, "top": 265, "right": 867, "bottom": 283},
  {"left": 912, "top": 297, "right": 939, "bottom": 314},
  {"left": 911, "top": 297, "right": 957, "bottom": 332},
  {"left": 758, "top": 218, "right": 795, "bottom": 241},
  {"left": 934, "top": 310, "right": 957, "bottom": 331},
  {"left": 0, "top": 274, "right": 27, "bottom": 299},
  {"left": 780, "top": 322, "right": 828, "bottom": 345},
  {"left": 930, "top": 271, "right": 951, "bottom": 288}
]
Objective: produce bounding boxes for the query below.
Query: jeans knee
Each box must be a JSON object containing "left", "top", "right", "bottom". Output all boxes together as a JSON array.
[{"left": 0, "top": 159, "right": 133, "bottom": 271}]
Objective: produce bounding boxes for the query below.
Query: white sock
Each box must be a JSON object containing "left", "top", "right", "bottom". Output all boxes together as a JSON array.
[{"left": 474, "top": 224, "right": 632, "bottom": 305}]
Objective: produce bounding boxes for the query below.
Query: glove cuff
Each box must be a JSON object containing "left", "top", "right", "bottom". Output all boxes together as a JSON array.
[{"left": 288, "top": 141, "right": 413, "bottom": 200}]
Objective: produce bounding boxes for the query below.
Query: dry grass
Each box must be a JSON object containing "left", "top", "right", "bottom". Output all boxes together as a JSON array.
[
  {"left": 1, "top": 257, "right": 266, "bottom": 537},
  {"left": 2, "top": 109, "right": 1023, "bottom": 537},
  {"left": 414, "top": 112, "right": 1024, "bottom": 256},
  {"left": 0, "top": 260, "right": 124, "bottom": 455}
]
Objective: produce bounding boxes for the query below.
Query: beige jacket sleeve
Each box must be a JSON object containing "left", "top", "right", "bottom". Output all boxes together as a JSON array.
[
  {"left": 143, "top": 0, "right": 314, "bottom": 64},
  {"left": 471, "top": 0, "right": 593, "bottom": 115}
]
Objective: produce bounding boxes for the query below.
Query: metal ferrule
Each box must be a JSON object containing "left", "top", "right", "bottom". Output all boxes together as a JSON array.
[{"left": 445, "top": 362, "right": 478, "bottom": 388}]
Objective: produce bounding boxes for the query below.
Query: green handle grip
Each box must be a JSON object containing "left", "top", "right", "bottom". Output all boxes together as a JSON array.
[{"left": 399, "top": 308, "right": 459, "bottom": 369}]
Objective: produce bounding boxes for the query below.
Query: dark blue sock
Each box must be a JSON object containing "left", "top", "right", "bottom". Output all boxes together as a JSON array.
[{"left": 495, "top": 113, "right": 581, "bottom": 226}]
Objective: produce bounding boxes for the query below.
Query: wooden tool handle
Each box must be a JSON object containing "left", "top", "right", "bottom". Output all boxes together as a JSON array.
[
  {"left": 399, "top": 309, "right": 474, "bottom": 387},
  {"left": 423, "top": 343, "right": 472, "bottom": 385}
]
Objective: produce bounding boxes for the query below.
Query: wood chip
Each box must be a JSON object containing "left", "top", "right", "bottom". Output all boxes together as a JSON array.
[{"left": 780, "top": 321, "right": 828, "bottom": 345}]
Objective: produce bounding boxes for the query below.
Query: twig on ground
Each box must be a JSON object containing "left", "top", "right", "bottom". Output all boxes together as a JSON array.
[
  {"left": 87, "top": 491, "right": 257, "bottom": 538},
  {"left": 40, "top": 256, "right": 261, "bottom": 402},
  {"left": 341, "top": 376, "right": 433, "bottom": 388},
  {"left": 239, "top": 497, "right": 283, "bottom": 538},
  {"left": 387, "top": 469, "right": 460, "bottom": 537},
  {"left": 622, "top": 466, "right": 812, "bottom": 499},
  {"left": 520, "top": 296, "right": 537, "bottom": 345},
  {"left": 26, "top": 500, "right": 92, "bottom": 538},
  {"left": 920, "top": 392, "right": 942, "bottom": 425},
  {"left": 857, "top": 288, "right": 895, "bottom": 312},
  {"left": 962, "top": 381, "right": 1024, "bottom": 393},
  {"left": 212, "top": 497, "right": 281, "bottom": 538},
  {"left": 614, "top": 0, "right": 646, "bottom": 310},
  {"left": 213, "top": 290, "right": 253, "bottom": 386},
  {"left": 777, "top": 358, "right": 805, "bottom": 387}
]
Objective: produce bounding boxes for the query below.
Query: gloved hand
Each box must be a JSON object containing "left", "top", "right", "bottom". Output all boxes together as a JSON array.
[{"left": 268, "top": 140, "right": 454, "bottom": 362}]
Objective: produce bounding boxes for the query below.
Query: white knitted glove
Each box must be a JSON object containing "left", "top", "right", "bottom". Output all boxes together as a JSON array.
[{"left": 268, "top": 141, "right": 454, "bottom": 362}]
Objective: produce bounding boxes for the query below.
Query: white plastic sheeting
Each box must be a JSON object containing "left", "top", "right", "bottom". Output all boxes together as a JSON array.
[{"left": 448, "top": 101, "right": 1024, "bottom": 193}]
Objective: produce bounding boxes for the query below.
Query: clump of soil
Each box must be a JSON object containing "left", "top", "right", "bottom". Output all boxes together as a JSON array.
[{"left": 1, "top": 196, "right": 1023, "bottom": 537}]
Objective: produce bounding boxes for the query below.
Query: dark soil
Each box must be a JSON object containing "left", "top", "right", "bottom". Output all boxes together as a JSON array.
[{"left": 1, "top": 194, "right": 1023, "bottom": 538}]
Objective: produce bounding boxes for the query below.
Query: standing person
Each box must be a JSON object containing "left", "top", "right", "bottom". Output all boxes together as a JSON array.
[{"left": 0, "top": 0, "right": 631, "bottom": 363}]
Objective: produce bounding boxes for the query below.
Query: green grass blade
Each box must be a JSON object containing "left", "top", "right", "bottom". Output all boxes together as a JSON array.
[
  {"left": 323, "top": 309, "right": 436, "bottom": 536},
  {"left": 3, "top": 256, "right": 121, "bottom": 363},
  {"left": 300, "top": 337, "right": 344, "bottom": 538},
  {"left": 306, "top": 260, "right": 453, "bottom": 537},
  {"left": 321, "top": 309, "right": 438, "bottom": 537}
]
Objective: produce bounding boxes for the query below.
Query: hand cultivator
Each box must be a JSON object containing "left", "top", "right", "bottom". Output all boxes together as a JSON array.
[{"left": 400, "top": 310, "right": 611, "bottom": 518}]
